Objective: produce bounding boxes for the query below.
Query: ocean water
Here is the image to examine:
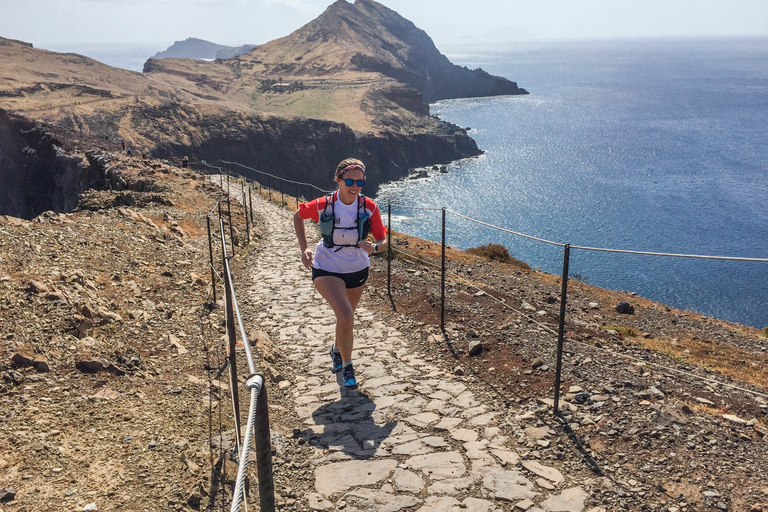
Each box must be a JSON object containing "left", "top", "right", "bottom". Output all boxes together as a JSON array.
[
  {"left": 376, "top": 38, "right": 768, "bottom": 328},
  {"left": 40, "top": 42, "right": 168, "bottom": 72}
]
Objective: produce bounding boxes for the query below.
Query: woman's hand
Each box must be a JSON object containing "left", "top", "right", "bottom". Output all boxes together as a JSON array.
[
  {"left": 301, "top": 248, "right": 314, "bottom": 269},
  {"left": 358, "top": 239, "right": 377, "bottom": 254}
]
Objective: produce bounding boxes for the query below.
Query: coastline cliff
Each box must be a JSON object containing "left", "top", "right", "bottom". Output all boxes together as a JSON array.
[{"left": 0, "top": 0, "right": 527, "bottom": 215}]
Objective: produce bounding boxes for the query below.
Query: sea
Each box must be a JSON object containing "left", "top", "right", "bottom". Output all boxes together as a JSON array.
[
  {"left": 41, "top": 39, "right": 768, "bottom": 328},
  {"left": 377, "top": 38, "right": 768, "bottom": 329},
  {"left": 40, "top": 42, "right": 168, "bottom": 72}
]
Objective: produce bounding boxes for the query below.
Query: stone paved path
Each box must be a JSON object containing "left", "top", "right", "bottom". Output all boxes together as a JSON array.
[{"left": 241, "top": 193, "right": 595, "bottom": 512}]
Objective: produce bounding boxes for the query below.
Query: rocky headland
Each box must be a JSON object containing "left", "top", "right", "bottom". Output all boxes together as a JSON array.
[
  {"left": 151, "top": 38, "right": 256, "bottom": 60},
  {"left": 0, "top": 0, "right": 527, "bottom": 220}
]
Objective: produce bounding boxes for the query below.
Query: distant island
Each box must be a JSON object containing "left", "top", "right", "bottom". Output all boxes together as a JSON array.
[{"left": 152, "top": 37, "right": 256, "bottom": 60}]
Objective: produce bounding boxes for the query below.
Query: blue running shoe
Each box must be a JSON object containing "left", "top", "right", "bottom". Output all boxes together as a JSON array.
[
  {"left": 329, "top": 346, "right": 343, "bottom": 374},
  {"left": 341, "top": 363, "right": 358, "bottom": 389}
]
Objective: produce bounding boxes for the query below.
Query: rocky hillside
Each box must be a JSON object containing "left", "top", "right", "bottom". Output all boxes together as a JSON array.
[
  {"left": 240, "top": 0, "right": 527, "bottom": 101},
  {"left": 1, "top": 1, "right": 526, "bottom": 206}
]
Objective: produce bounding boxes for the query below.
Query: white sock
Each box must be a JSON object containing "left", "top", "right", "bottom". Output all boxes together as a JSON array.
[{"left": 343, "top": 360, "right": 352, "bottom": 367}]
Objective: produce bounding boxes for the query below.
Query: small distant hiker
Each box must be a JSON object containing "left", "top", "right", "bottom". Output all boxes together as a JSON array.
[
  {"left": 293, "top": 158, "right": 387, "bottom": 389},
  {"left": 181, "top": 156, "right": 189, "bottom": 168},
  {"left": 121, "top": 140, "right": 126, "bottom": 152}
]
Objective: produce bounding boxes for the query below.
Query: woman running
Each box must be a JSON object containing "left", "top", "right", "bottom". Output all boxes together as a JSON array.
[{"left": 293, "top": 158, "right": 388, "bottom": 389}]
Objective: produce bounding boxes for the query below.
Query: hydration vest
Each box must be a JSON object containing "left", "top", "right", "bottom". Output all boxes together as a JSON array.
[{"left": 319, "top": 192, "right": 371, "bottom": 250}]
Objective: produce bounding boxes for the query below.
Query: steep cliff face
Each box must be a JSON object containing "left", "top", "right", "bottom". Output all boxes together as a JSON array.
[
  {"left": 0, "top": 111, "right": 92, "bottom": 218},
  {"left": 1, "top": 0, "right": 528, "bottom": 202},
  {"left": 153, "top": 38, "right": 235, "bottom": 59},
  {"left": 141, "top": 105, "right": 479, "bottom": 195},
  {"left": 0, "top": 110, "right": 137, "bottom": 219}
]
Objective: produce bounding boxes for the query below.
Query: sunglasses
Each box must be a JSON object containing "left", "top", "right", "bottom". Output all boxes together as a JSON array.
[{"left": 342, "top": 178, "right": 366, "bottom": 187}]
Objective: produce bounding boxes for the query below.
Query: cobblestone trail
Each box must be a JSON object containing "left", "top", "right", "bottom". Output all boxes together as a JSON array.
[{"left": 241, "top": 193, "right": 595, "bottom": 512}]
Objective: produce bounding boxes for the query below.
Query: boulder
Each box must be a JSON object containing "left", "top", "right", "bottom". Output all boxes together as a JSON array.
[
  {"left": 11, "top": 347, "right": 36, "bottom": 366},
  {"left": 10, "top": 347, "right": 50, "bottom": 372},
  {"left": 0, "top": 488, "right": 17, "bottom": 502},
  {"left": 28, "top": 280, "right": 49, "bottom": 295},
  {"left": 615, "top": 301, "right": 634, "bottom": 314},
  {"left": 74, "top": 314, "right": 94, "bottom": 338},
  {"left": 75, "top": 353, "right": 106, "bottom": 373}
]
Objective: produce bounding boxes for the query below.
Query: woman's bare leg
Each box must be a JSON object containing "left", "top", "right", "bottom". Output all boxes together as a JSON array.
[
  {"left": 345, "top": 284, "right": 366, "bottom": 314},
  {"left": 314, "top": 276, "right": 356, "bottom": 362}
]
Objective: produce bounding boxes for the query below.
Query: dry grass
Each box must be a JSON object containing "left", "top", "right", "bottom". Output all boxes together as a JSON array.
[
  {"left": 466, "top": 243, "right": 531, "bottom": 269},
  {"left": 625, "top": 334, "right": 768, "bottom": 390},
  {"left": 391, "top": 232, "right": 534, "bottom": 270},
  {"left": 601, "top": 324, "right": 640, "bottom": 337}
]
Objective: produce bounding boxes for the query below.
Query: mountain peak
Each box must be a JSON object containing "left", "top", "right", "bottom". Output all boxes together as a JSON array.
[{"left": 245, "top": 0, "right": 526, "bottom": 102}]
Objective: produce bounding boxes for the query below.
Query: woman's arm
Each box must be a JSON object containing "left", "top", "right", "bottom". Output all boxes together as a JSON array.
[
  {"left": 294, "top": 210, "right": 313, "bottom": 269},
  {"left": 358, "top": 237, "right": 387, "bottom": 255},
  {"left": 362, "top": 200, "right": 387, "bottom": 255}
]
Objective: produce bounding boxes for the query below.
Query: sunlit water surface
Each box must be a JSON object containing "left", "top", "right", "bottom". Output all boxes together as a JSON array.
[{"left": 376, "top": 39, "right": 768, "bottom": 328}]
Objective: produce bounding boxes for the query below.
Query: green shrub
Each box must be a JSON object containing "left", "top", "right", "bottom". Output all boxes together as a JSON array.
[{"left": 761, "top": 326, "right": 768, "bottom": 338}]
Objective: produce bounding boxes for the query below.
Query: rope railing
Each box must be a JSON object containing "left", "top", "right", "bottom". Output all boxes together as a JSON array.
[
  {"left": 388, "top": 203, "right": 445, "bottom": 212},
  {"left": 193, "top": 158, "right": 335, "bottom": 211},
  {"left": 218, "top": 215, "right": 275, "bottom": 512},
  {"left": 570, "top": 244, "right": 768, "bottom": 263},
  {"left": 390, "top": 244, "right": 768, "bottom": 401},
  {"left": 222, "top": 159, "right": 333, "bottom": 195},
  {"left": 390, "top": 245, "right": 557, "bottom": 334},
  {"left": 387, "top": 203, "right": 768, "bottom": 413},
  {"left": 446, "top": 209, "right": 566, "bottom": 248},
  {"left": 442, "top": 208, "right": 768, "bottom": 262},
  {"left": 199, "top": 171, "right": 274, "bottom": 512}
]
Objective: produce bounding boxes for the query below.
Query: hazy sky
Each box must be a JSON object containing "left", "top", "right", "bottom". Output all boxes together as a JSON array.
[{"left": 2, "top": 0, "right": 768, "bottom": 48}]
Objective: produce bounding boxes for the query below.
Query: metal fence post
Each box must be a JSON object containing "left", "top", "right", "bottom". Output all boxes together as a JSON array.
[
  {"left": 206, "top": 215, "right": 217, "bottom": 304},
  {"left": 387, "top": 203, "right": 392, "bottom": 298},
  {"left": 553, "top": 244, "right": 571, "bottom": 415},
  {"left": 255, "top": 384, "right": 275, "bottom": 512},
  {"left": 227, "top": 194, "right": 235, "bottom": 257},
  {"left": 296, "top": 182, "right": 299, "bottom": 209},
  {"left": 243, "top": 182, "right": 249, "bottom": 245},
  {"left": 441, "top": 208, "right": 446, "bottom": 333},
  {"left": 248, "top": 185, "right": 253, "bottom": 225},
  {"left": 220, "top": 221, "right": 242, "bottom": 449}
]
